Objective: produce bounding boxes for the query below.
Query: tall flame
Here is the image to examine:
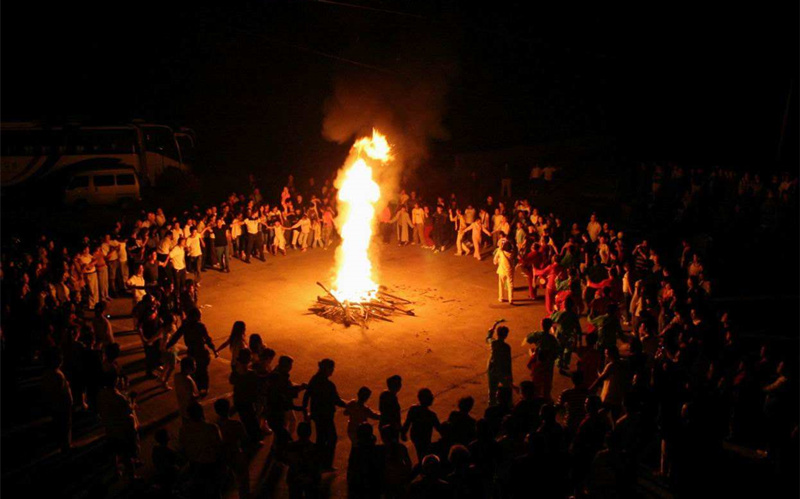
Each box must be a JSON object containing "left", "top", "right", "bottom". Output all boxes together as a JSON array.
[{"left": 331, "top": 130, "right": 391, "bottom": 303}]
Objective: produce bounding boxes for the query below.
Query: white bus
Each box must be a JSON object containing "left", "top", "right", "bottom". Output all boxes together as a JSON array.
[{"left": 0, "top": 121, "right": 194, "bottom": 187}]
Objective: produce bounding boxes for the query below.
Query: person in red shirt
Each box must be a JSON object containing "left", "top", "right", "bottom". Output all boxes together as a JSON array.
[
  {"left": 519, "top": 242, "right": 548, "bottom": 299},
  {"left": 534, "top": 254, "right": 563, "bottom": 315},
  {"left": 575, "top": 332, "right": 603, "bottom": 389}
]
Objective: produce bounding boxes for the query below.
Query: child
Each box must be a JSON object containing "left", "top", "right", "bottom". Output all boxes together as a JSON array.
[
  {"left": 447, "top": 396, "right": 477, "bottom": 445},
  {"left": 344, "top": 386, "right": 380, "bottom": 443},
  {"left": 401, "top": 388, "right": 441, "bottom": 462},
  {"left": 379, "top": 375, "right": 402, "bottom": 431}
]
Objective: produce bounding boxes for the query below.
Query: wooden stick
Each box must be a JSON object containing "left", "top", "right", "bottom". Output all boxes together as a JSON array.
[{"left": 377, "top": 290, "right": 413, "bottom": 304}]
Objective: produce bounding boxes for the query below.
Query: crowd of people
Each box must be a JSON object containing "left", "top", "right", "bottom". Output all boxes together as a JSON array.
[{"left": 1, "top": 163, "right": 798, "bottom": 498}]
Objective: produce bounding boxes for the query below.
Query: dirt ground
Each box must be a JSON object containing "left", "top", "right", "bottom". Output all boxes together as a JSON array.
[{"left": 107, "top": 242, "right": 577, "bottom": 497}]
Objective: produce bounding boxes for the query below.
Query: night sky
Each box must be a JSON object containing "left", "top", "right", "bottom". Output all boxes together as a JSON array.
[{"left": 3, "top": 1, "right": 797, "bottom": 182}]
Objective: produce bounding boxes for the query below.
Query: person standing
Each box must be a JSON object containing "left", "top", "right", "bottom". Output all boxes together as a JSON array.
[
  {"left": 214, "top": 399, "right": 251, "bottom": 499},
  {"left": 230, "top": 349, "right": 262, "bottom": 444},
  {"left": 500, "top": 163, "right": 512, "bottom": 198},
  {"left": 162, "top": 237, "right": 187, "bottom": 294},
  {"left": 77, "top": 245, "right": 99, "bottom": 310},
  {"left": 432, "top": 205, "right": 449, "bottom": 253},
  {"left": 102, "top": 235, "right": 120, "bottom": 297},
  {"left": 391, "top": 206, "right": 413, "bottom": 246},
  {"left": 185, "top": 226, "right": 204, "bottom": 283},
  {"left": 167, "top": 307, "right": 218, "bottom": 396},
  {"left": 524, "top": 318, "right": 560, "bottom": 401},
  {"left": 211, "top": 218, "right": 230, "bottom": 272},
  {"left": 486, "top": 321, "right": 512, "bottom": 405},
  {"left": 244, "top": 211, "right": 262, "bottom": 262},
  {"left": 265, "top": 356, "right": 307, "bottom": 453},
  {"left": 465, "top": 217, "right": 491, "bottom": 260},
  {"left": 401, "top": 388, "right": 441, "bottom": 463},
  {"left": 117, "top": 234, "right": 129, "bottom": 292},
  {"left": 379, "top": 375, "right": 403, "bottom": 431},
  {"left": 97, "top": 372, "right": 140, "bottom": 479},
  {"left": 41, "top": 348, "right": 73, "bottom": 453},
  {"left": 302, "top": 358, "right": 346, "bottom": 471},
  {"left": 379, "top": 205, "right": 393, "bottom": 244},
  {"left": 449, "top": 208, "right": 468, "bottom": 256},
  {"left": 493, "top": 236, "right": 515, "bottom": 305},
  {"left": 289, "top": 213, "right": 312, "bottom": 252},
  {"left": 179, "top": 402, "right": 223, "bottom": 497},
  {"left": 174, "top": 357, "right": 200, "bottom": 420},
  {"left": 411, "top": 203, "right": 426, "bottom": 246},
  {"left": 94, "top": 243, "right": 110, "bottom": 302}
]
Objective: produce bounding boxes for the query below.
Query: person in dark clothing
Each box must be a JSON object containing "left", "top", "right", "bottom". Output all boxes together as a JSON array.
[
  {"left": 447, "top": 396, "right": 477, "bottom": 446},
  {"left": 402, "top": 388, "right": 441, "bottom": 463},
  {"left": 512, "top": 380, "right": 546, "bottom": 435},
  {"left": 265, "top": 355, "right": 306, "bottom": 456},
  {"left": 570, "top": 395, "right": 611, "bottom": 494},
  {"left": 377, "top": 424, "right": 413, "bottom": 499},
  {"left": 484, "top": 385, "right": 513, "bottom": 438},
  {"left": 281, "top": 421, "right": 321, "bottom": 499},
  {"left": 409, "top": 455, "right": 452, "bottom": 499},
  {"left": 211, "top": 218, "right": 230, "bottom": 272},
  {"left": 166, "top": 307, "right": 217, "bottom": 395},
  {"left": 302, "top": 358, "right": 346, "bottom": 471},
  {"left": 347, "top": 423, "right": 382, "bottom": 499},
  {"left": 379, "top": 375, "right": 403, "bottom": 431},
  {"left": 136, "top": 295, "right": 162, "bottom": 378},
  {"left": 230, "top": 348, "right": 262, "bottom": 444},
  {"left": 432, "top": 205, "right": 449, "bottom": 252},
  {"left": 446, "top": 444, "right": 484, "bottom": 499}
]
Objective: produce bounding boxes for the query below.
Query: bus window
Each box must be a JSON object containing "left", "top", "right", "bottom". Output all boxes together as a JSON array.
[
  {"left": 116, "top": 174, "right": 136, "bottom": 186},
  {"left": 143, "top": 127, "right": 180, "bottom": 161},
  {"left": 67, "top": 176, "right": 90, "bottom": 190},
  {"left": 93, "top": 174, "right": 115, "bottom": 187}
]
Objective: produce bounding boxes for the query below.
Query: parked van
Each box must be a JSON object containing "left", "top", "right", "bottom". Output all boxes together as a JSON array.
[{"left": 64, "top": 166, "right": 141, "bottom": 207}]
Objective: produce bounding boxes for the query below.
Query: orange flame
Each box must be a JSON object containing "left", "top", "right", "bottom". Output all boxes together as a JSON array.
[{"left": 331, "top": 130, "right": 391, "bottom": 303}]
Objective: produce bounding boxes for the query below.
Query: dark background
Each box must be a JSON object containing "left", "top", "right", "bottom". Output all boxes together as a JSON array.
[{"left": 2, "top": 1, "right": 798, "bottom": 193}]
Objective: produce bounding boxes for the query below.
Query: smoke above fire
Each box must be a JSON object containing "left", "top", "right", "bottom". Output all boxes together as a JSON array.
[{"left": 321, "top": 39, "right": 455, "bottom": 199}]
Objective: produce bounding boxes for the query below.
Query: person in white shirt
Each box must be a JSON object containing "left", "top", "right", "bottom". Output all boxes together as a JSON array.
[
  {"left": 491, "top": 209, "right": 506, "bottom": 248},
  {"left": 161, "top": 237, "right": 187, "bottom": 293},
  {"left": 494, "top": 236, "right": 515, "bottom": 304},
  {"left": 185, "top": 227, "right": 205, "bottom": 283},
  {"left": 171, "top": 222, "right": 183, "bottom": 245},
  {"left": 465, "top": 217, "right": 491, "bottom": 260},
  {"left": 587, "top": 213, "right": 602, "bottom": 242},
  {"left": 243, "top": 212, "right": 262, "bottom": 263},
  {"left": 449, "top": 208, "right": 468, "bottom": 256},
  {"left": 290, "top": 214, "right": 312, "bottom": 251},
  {"left": 157, "top": 232, "right": 173, "bottom": 264},
  {"left": 77, "top": 245, "right": 99, "bottom": 310},
  {"left": 126, "top": 264, "right": 147, "bottom": 311},
  {"left": 117, "top": 236, "right": 129, "bottom": 288},
  {"left": 411, "top": 203, "right": 426, "bottom": 245}
]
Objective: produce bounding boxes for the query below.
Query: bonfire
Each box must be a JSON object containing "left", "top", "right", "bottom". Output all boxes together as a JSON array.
[{"left": 309, "top": 130, "right": 414, "bottom": 327}]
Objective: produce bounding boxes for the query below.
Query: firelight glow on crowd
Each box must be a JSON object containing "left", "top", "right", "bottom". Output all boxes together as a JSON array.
[{"left": 2, "top": 123, "right": 797, "bottom": 499}]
